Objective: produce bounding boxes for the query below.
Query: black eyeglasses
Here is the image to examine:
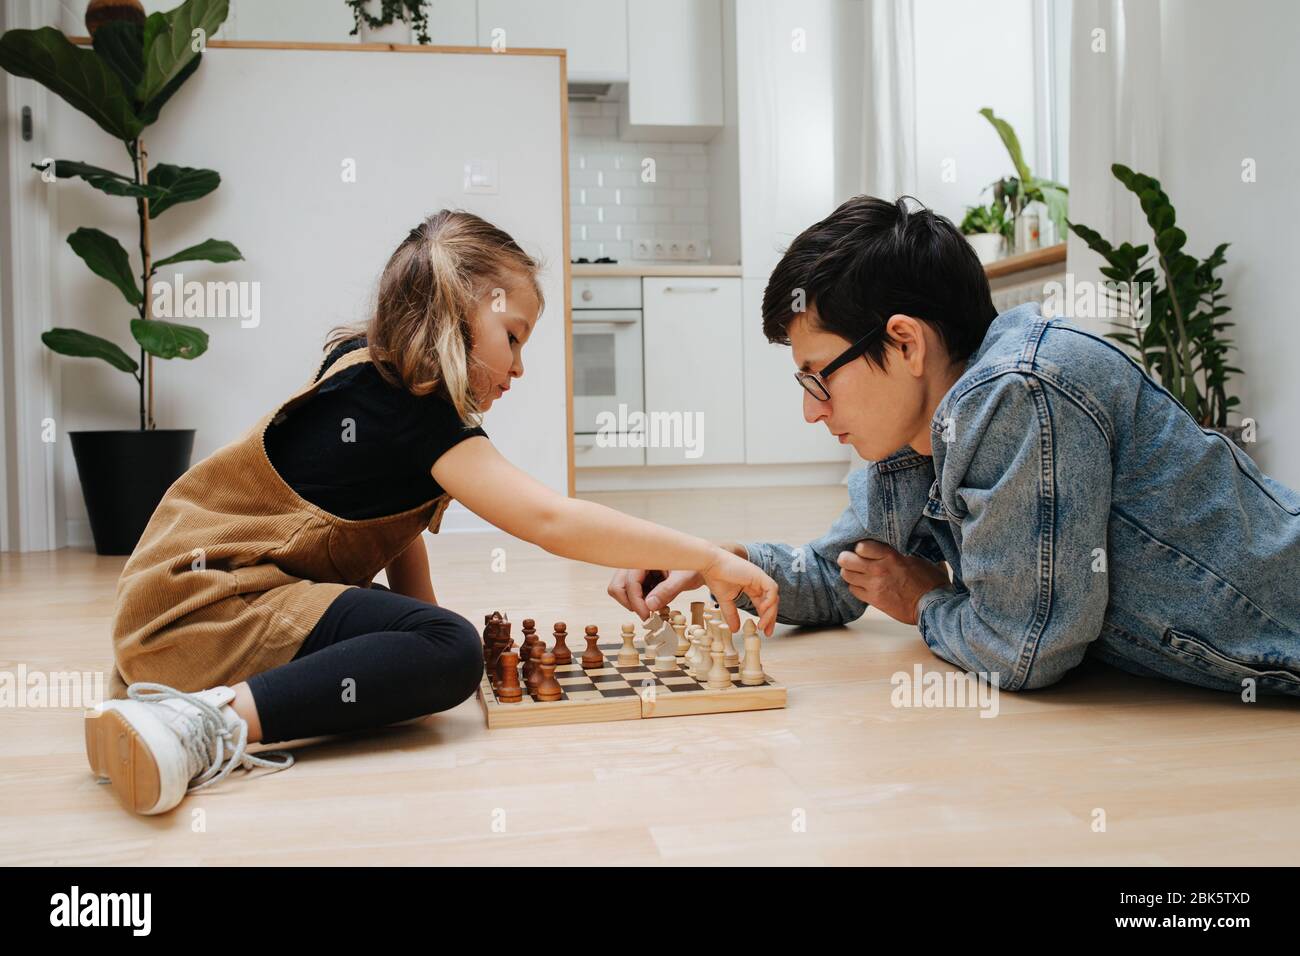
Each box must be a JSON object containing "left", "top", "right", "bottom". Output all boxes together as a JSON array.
[{"left": 793, "top": 327, "right": 883, "bottom": 401}]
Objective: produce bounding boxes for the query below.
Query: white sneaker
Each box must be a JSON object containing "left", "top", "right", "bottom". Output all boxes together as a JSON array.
[{"left": 84, "top": 682, "right": 295, "bottom": 815}]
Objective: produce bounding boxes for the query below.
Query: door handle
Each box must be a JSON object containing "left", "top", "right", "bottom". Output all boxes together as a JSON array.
[{"left": 662, "top": 286, "right": 720, "bottom": 294}]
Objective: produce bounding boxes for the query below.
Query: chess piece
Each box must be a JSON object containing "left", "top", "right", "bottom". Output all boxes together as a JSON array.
[
  {"left": 671, "top": 616, "right": 689, "bottom": 657},
  {"left": 690, "top": 600, "right": 704, "bottom": 628},
  {"left": 490, "top": 621, "right": 512, "bottom": 688},
  {"left": 617, "top": 623, "right": 639, "bottom": 666},
  {"left": 642, "top": 613, "right": 674, "bottom": 668},
  {"left": 519, "top": 619, "right": 542, "bottom": 681},
  {"left": 718, "top": 623, "right": 739, "bottom": 667},
  {"left": 641, "top": 612, "right": 664, "bottom": 663},
  {"left": 483, "top": 612, "right": 503, "bottom": 675},
  {"left": 581, "top": 625, "right": 604, "bottom": 669},
  {"left": 740, "top": 619, "right": 766, "bottom": 686},
  {"left": 687, "top": 626, "right": 710, "bottom": 678},
  {"left": 551, "top": 622, "right": 572, "bottom": 665},
  {"left": 496, "top": 651, "right": 523, "bottom": 702},
  {"left": 706, "top": 636, "right": 732, "bottom": 689},
  {"left": 535, "top": 652, "right": 562, "bottom": 701},
  {"left": 527, "top": 642, "right": 546, "bottom": 696}
]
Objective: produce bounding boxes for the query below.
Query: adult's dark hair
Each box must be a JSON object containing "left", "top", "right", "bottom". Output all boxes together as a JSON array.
[{"left": 761, "top": 195, "right": 996, "bottom": 367}]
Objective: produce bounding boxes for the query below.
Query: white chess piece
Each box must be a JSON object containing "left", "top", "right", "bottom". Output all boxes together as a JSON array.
[
  {"left": 641, "top": 612, "right": 665, "bottom": 663},
  {"left": 671, "top": 615, "right": 689, "bottom": 656},
  {"left": 706, "top": 636, "right": 732, "bottom": 689},
  {"left": 718, "top": 622, "right": 739, "bottom": 667},
  {"left": 740, "top": 619, "right": 765, "bottom": 686},
  {"left": 687, "top": 626, "right": 710, "bottom": 677},
  {"left": 617, "top": 622, "right": 640, "bottom": 666}
]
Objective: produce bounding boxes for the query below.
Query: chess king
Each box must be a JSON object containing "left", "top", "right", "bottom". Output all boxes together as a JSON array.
[{"left": 609, "top": 194, "right": 1300, "bottom": 699}]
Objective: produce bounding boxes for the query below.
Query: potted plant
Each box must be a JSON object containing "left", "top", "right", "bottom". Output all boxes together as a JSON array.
[
  {"left": 346, "top": 0, "right": 432, "bottom": 44},
  {"left": 960, "top": 199, "right": 1010, "bottom": 264},
  {"left": 1070, "top": 164, "right": 1244, "bottom": 446},
  {"left": 979, "top": 107, "right": 1069, "bottom": 251},
  {"left": 0, "top": 0, "right": 241, "bottom": 554}
]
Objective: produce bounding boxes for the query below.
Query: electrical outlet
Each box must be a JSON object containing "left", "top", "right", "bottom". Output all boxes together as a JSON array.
[{"left": 632, "top": 236, "right": 707, "bottom": 261}]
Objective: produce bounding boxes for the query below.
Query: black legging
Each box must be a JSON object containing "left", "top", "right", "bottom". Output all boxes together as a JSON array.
[{"left": 245, "top": 584, "right": 483, "bottom": 744}]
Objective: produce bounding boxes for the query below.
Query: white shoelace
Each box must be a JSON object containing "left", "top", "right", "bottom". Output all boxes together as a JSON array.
[{"left": 126, "top": 683, "right": 295, "bottom": 793}]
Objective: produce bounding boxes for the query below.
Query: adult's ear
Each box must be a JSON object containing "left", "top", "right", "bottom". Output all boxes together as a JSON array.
[{"left": 884, "top": 313, "right": 929, "bottom": 376}]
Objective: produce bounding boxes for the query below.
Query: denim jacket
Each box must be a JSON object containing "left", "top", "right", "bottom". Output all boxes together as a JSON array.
[{"left": 733, "top": 302, "right": 1300, "bottom": 696}]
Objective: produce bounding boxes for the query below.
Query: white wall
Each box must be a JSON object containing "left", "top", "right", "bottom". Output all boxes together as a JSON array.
[
  {"left": 1158, "top": 0, "right": 1300, "bottom": 486},
  {"left": 44, "top": 46, "right": 569, "bottom": 543},
  {"left": 913, "top": 0, "right": 1038, "bottom": 226}
]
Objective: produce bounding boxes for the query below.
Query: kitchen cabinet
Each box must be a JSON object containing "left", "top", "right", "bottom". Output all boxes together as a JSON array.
[
  {"left": 621, "top": 0, "right": 724, "bottom": 140},
  {"left": 476, "top": 0, "right": 628, "bottom": 82},
  {"left": 642, "top": 277, "right": 744, "bottom": 465}
]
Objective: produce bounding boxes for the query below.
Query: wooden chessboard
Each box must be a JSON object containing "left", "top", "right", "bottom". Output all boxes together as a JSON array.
[{"left": 477, "top": 640, "right": 786, "bottom": 729}]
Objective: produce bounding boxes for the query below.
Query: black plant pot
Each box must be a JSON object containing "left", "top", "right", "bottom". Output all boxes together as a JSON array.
[{"left": 69, "top": 429, "right": 195, "bottom": 556}]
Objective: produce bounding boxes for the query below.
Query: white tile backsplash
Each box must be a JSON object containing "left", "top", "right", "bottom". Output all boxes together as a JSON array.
[{"left": 569, "top": 103, "right": 711, "bottom": 261}]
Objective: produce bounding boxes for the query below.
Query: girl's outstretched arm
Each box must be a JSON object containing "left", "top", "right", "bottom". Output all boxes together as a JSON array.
[{"left": 432, "top": 436, "right": 778, "bottom": 634}]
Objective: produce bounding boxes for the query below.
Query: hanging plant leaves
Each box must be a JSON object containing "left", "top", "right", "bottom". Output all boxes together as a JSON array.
[
  {"left": 0, "top": 27, "right": 142, "bottom": 141},
  {"left": 130, "top": 318, "right": 209, "bottom": 360},
  {"left": 67, "top": 227, "right": 142, "bottom": 306},
  {"left": 146, "top": 164, "right": 220, "bottom": 218},
  {"left": 137, "top": 53, "right": 201, "bottom": 126},
  {"left": 41, "top": 328, "right": 139, "bottom": 373},
  {"left": 153, "top": 238, "right": 243, "bottom": 268}
]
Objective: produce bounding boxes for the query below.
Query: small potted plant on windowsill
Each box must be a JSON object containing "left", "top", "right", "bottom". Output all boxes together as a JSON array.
[{"left": 960, "top": 200, "right": 1010, "bottom": 265}]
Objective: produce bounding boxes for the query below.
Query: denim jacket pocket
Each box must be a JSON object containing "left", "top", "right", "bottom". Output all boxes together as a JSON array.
[{"left": 1161, "top": 626, "right": 1300, "bottom": 690}]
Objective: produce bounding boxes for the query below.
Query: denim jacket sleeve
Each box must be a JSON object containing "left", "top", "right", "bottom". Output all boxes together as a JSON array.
[
  {"left": 723, "top": 503, "right": 869, "bottom": 626},
  {"left": 916, "top": 372, "right": 1113, "bottom": 690}
]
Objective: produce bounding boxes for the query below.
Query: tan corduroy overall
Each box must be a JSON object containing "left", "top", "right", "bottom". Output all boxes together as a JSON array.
[{"left": 108, "top": 345, "right": 453, "bottom": 700}]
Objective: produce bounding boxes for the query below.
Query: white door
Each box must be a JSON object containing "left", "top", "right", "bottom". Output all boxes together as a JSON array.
[{"left": 642, "top": 277, "right": 744, "bottom": 465}]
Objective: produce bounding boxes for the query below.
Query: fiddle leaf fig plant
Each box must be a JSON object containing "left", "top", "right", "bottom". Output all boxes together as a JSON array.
[{"left": 0, "top": 0, "right": 239, "bottom": 430}]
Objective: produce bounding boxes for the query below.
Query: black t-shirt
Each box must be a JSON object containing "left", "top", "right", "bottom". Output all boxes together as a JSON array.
[{"left": 264, "top": 337, "right": 486, "bottom": 520}]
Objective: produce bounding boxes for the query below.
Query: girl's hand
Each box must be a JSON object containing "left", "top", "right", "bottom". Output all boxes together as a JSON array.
[
  {"left": 608, "top": 568, "right": 703, "bottom": 619},
  {"left": 699, "top": 548, "right": 779, "bottom": 636}
]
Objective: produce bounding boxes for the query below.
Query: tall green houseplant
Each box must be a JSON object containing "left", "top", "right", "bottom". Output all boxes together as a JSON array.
[
  {"left": 1071, "top": 164, "right": 1238, "bottom": 429},
  {"left": 0, "top": 0, "right": 240, "bottom": 431}
]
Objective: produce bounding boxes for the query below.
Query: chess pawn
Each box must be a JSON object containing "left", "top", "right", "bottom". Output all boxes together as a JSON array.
[
  {"left": 551, "top": 622, "right": 572, "bottom": 665},
  {"left": 740, "top": 619, "right": 766, "bottom": 686},
  {"left": 671, "top": 617, "right": 689, "bottom": 657},
  {"left": 581, "top": 625, "right": 604, "bottom": 669},
  {"left": 496, "top": 651, "right": 523, "bottom": 703},
  {"left": 526, "top": 642, "right": 546, "bottom": 695},
  {"left": 718, "top": 623, "right": 739, "bottom": 667},
  {"left": 535, "top": 652, "right": 563, "bottom": 702},
  {"left": 687, "top": 626, "right": 710, "bottom": 678},
  {"left": 706, "top": 636, "right": 732, "bottom": 689},
  {"left": 617, "top": 622, "right": 640, "bottom": 666}
]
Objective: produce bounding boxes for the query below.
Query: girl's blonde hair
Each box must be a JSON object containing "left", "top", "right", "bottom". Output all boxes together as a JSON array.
[{"left": 325, "top": 209, "right": 544, "bottom": 426}]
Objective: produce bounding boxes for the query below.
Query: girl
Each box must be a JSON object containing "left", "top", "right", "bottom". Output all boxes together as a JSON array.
[{"left": 88, "top": 210, "right": 778, "bottom": 816}]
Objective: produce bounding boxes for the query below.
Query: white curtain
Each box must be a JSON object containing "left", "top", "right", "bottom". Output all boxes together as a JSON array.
[
  {"left": 861, "top": 0, "right": 918, "bottom": 201},
  {"left": 1066, "top": 0, "right": 1163, "bottom": 335},
  {"left": 847, "top": 0, "right": 919, "bottom": 481}
]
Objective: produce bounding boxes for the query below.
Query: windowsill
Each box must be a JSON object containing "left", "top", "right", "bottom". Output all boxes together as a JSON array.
[{"left": 984, "top": 242, "right": 1066, "bottom": 279}]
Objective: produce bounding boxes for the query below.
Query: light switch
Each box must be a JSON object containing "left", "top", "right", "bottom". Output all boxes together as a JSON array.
[{"left": 463, "top": 158, "right": 499, "bottom": 194}]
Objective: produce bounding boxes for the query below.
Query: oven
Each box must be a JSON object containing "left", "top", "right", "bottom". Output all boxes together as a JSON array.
[{"left": 571, "top": 277, "right": 645, "bottom": 467}]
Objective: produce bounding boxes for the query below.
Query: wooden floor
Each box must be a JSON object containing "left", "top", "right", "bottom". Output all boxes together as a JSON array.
[{"left": 3, "top": 484, "right": 1299, "bottom": 866}]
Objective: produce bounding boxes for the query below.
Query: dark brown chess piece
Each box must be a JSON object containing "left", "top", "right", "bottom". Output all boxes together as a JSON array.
[
  {"left": 527, "top": 642, "right": 546, "bottom": 696},
  {"left": 496, "top": 651, "right": 522, "bottom": 703},
  {"left": 488, "top": 621, "right": 512, "bottom": 690},
  {"left": 483, "top": 612, "right": 503, "bottom": 676},
  {"left": 581, "top": 625, "right": 604, "bottom": 669},
  {"left": 519, "top": 619, "right": 541, "bottom": 681},
  {"left": 535, "top": 651, "right": 562, "bottom": 702},
  {"left": 551, "top": 622, "right": 572, "bottom": 665}
]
